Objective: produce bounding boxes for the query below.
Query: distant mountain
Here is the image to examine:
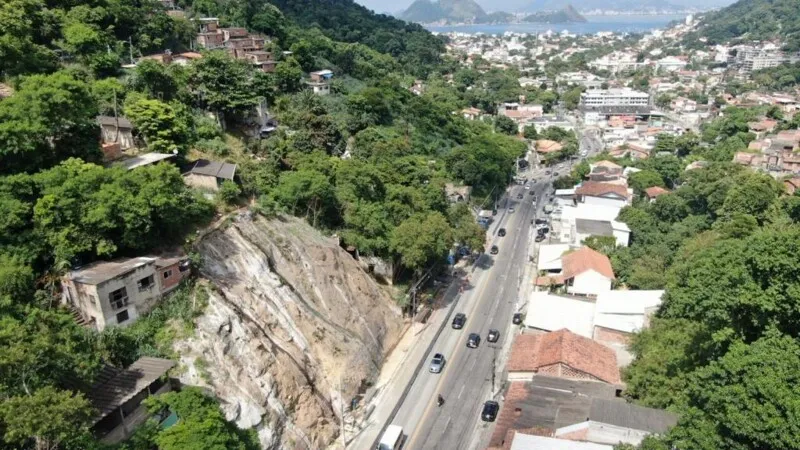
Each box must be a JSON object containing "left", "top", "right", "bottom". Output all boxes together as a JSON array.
[
  {"left": 400, "top": 0, "right": 488, "bottom": 23},
  {"left": 521, "top": 0, "right": 683, "bottom": 12},
  {"left": 691, "top": 0, "right": 800, "bottom": 50},
  {"left": 522, "top": 5, "right": 587, "bottom": 23}
]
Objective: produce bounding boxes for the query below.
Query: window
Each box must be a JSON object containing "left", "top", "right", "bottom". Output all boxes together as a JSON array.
[
  {"left": 116, "top": 309, "right": 129, "bottom": 324},
  {"left": 137, "top": 275, "right": 155, "bottom": 292},
  {"left": 108, "top": 287, "right": 128, "bottom": 309},
  {"left": 163, "top": 269, "right": 173, "bottom": 279}
]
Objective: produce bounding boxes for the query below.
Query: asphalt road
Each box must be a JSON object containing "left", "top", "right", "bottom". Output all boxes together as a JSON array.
[{"left": 388, "top": 179, "right": 550, "bottom": 450}]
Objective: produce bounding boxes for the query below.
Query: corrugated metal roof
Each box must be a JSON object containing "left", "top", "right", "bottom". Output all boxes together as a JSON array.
[
  {"left": 589, "top": 398, "right": 678, "bottom": 434},
  {"left": 88, "top": 357, "right": 175, "bottom": 423},
  {"left": 66, "top": 257, "right": 156, "bottom": 285},
  {"left": 97, "top": 115, "right": 133, "bottom": 129},
  {"left": 189, "top": 159, "right": 236, "bottom": 180}
]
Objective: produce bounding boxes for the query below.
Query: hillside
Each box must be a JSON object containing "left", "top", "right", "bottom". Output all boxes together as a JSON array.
[
  {"left": 522, "top": 5, "right": 587, "bottom": 23},
  {"left": 522, "top": 0, "right": 682, "bottom": 12},
  {"left": 400, "top": 0, "right": 489, "bottom": 23},
  {"left": 691, "top": 0, "right": 800, "bottom": 50}
]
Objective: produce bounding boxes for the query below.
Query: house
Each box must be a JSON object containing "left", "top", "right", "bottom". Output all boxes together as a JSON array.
[
  {"left": 685, "top": 160, "right": 708, "bottom": 171},
  {"left": 644, "top": 186, "right": 670, "bottom": 202},
  {"left": 444, "top": 183, "right": 472, "bottom": 203},
  {"left": 0, "top": 82, "right": 13, "bottom": 99},
  {"left": 61, "top": 256, "right": 190, "bottom": 331},
  {"left": 592, "top": 290, "right": 664, "bottom": 346},
  {"left": 97, "top": 116, "right": 135, "bottom": 156},
  {"left": 462, "top": 107, "right": 482, "bottom": 120},
  {"left": 554, "top": 398, "right": 678, "bottom": 446},
  {"left": 524, "top": 292, "right": 596, "bottom": 338},
  {"left": 574, "top": 219, "right": 630, "bottom": 248},
  {"left": 537, "top": 244, "right": 572, "bottom": 273},
  {"left": 89, "top": 357, "right": 176, "bottom": 443},
  {"left": 784, "top": 177, "right": 800, "bottom": 195},
  {"left": 748, "top": 119, "right": 778, "bottom": 137},
  {"left": 536, "top": 139, "right": 563, "bottom": 154},
  {"left": 588, "top": 161, "right": 623, "bottom": 183},
  {"left": 575, "top": 182, "right": 631, "bottom": 208},
  {"left": 507, "top": 329, "right": 620, "bottom": 384},
  {"left": 183, "top": 159, "right": 237, "bottom": 191},
  {"left": 536, "top": 247, "right": 615, "bottom": 296},
  {"left": 490, "top": 432, "right": 613, "bottom": 450},
  {"left": 243, "top": 50, "right": 276, "bottom": 73}
]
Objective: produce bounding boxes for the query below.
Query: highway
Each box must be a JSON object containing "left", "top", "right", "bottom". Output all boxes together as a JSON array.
[{"left": 388, "top": 177, "right": 551, "bottom": 450}]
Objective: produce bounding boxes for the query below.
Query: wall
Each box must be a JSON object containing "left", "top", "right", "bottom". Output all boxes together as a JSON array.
[
  {"left": 612, "top": 228, "right": 630, "bottom": 247},
  {"left": 582, "top": 195, "right": 627, "bottom": 209},
  {"left": 94, "top": 264, "right": 158, "bottom": 330},
  {"left": 157, "top": 262, "right": 189, "bottom": 293},
  {"left": 556, "top": 421, "right": 651, "bottom": 446},
  {"left": 568, "top": 270, "right": 612, "bottom": 297},
  {"left": 593, "top": 326, "right": 631, "bottom": 346},
  {"left": 62, "top": 280, "right": 103, "bottom": 328},
  {"left": 184, "top": 173, "right": 220, "bottom": 191}
]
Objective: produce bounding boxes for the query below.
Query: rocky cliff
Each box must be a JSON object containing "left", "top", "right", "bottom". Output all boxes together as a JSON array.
[{"left": 173, "top": 212, "right": 403, "bottom": 449}]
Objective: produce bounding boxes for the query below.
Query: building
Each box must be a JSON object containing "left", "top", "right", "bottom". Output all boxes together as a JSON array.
[
  {"left": 524, "top": 292, "right": 596, "bottom": 338},
  {"left": 554, "top": 399, "right": 678, "bottom": 446},
  {"left": 654, "top": 56, "right": 687, "bottom": 72},
  {"left": 61, "top": 256, "right": 190, "bottom": 331},
  {"left": 592, "top": 290, "right": 664, "bottom": 347},
  {"left": 89, "top": 357, "right": 176, "bottom": 443},
  {"left": 183, "top": 159, "right": 237, "bottom": 191},
  {"left": 580, "top": 89, "right": 650, "bottom": 108},
  {"left": 536, "top": 139, "right": 564, "bottom": 154},
  {"left": 444, "top": 183, "right": 471, "bottom": 203},
  {"left": 461, "top": 107, "right": 482, "bottom": 120},
  {"left": 536, "top": 247, "right": 615, "bottom": 296},
  {"left": 97, "top": 116, "right": 135, "bottom": 157},
  {"left": 644, "top": 186, "right": 670, "bottom": 202},
  {"left": 556, "top": 71, "right": 606, "bottom": 89},
  {"left": 588, "top": 161, "right": 623, "bottom": 183},
  {"left": 491, "top": 432, "right": 613, "bottom": 450},
  {"left": 307, "top": 69, "right": 333, "bottom": 95},
  {"left": 575, "top": 182, "right": 632, "bottom": 209},
  {"left": 507, "top": 329, "right": 620, "bottom": 384},
  {"left": 733, "top": 46, "right": 793, "bottom": 72}
]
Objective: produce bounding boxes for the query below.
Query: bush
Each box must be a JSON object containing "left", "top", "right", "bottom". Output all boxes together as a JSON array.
[
  {"left": 195, "top": 138, "right": 229, "bottom": 156},
  {"left": 218, "top": 180, "right": 242, "bottom": 205}
]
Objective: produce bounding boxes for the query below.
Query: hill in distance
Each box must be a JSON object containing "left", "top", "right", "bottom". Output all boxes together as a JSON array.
[
  {"left": 400, "top": 0, "right": 489, "bottom": 23},
  {"left": 690, "top": 0, "right": 800, "bottom": 50},
  {"left": 521, "top": 0, "right": 683, "bottom": 12},
  {"left": 523, "top": 5, "right": 587, "bottom": 23}
]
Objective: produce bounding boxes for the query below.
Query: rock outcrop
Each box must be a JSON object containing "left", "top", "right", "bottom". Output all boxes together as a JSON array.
[{"left": 174, "top": 212, "right": 403, "bottom": 449}]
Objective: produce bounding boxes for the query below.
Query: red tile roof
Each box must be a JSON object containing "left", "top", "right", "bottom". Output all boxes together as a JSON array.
[
  {"left": 561, "top": 247, "right": 615, "bottom": 280},
  {"left": 535, "top": 139, "right": 563, "bottom": 153},
  {"left": 507, "top": 330, "right": 620, "bottom": 384},
  {"left": 575, "top": 181, "right": 629, "bottom": 199},
  {"left": 644, "top": 186, "right": 670, "bottom": 199}
]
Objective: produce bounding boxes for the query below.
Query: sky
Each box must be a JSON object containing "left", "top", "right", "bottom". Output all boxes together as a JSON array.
[{"left": 353, "top": 0, "right": 736, "bottom": 14}]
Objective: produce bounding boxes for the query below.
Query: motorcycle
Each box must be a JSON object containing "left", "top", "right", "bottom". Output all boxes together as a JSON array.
[{"left": 437, "top": 395, "right": 445, "bottom": 407}]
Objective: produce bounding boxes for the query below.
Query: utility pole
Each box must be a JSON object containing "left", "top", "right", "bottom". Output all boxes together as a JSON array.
[{"left": 128, "top": 36, "right": 134, "bottom": 65}]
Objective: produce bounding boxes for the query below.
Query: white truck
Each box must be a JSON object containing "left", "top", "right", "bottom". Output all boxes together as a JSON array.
[{"left": 377, "top": 425, "right": 405, "bottom": 450}]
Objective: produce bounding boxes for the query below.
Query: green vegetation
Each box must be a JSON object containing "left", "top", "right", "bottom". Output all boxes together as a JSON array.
[{"left": 690, "top": 0, "right": 800, "bottom": 50}]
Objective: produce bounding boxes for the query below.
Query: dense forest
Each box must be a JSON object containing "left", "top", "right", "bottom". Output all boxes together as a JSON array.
[{"left": 689, "top": 0, "right": 800, "bottom": 50}]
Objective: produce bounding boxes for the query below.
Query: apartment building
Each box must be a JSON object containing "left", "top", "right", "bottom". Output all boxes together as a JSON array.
[{"left": 580, "top": 89, "right": 650, "bottom": 108}]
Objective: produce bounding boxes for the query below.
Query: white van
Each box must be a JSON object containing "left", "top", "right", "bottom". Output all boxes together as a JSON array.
[{"left": 377, "top": 425, "right": 404, "bottom": 450}]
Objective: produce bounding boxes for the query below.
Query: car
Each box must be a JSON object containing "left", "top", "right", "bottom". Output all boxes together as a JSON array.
[
  {"left": 538, "top": 227, "right": 549, "bottom": 236},
  {"left": 490, "top": 245, "right": 499, "bottom": 255},
  {"left": 536, "top": 223, "right": 549, "bottom": 232},
  {"left": 508, "top": 207, "right": 515, "bottom": 213},
  {"left": 535, "top": 218, "right": 548, "bottom": 225},
  {"left": 487, "top": 329, "right": 500, "bottom": 343},
  {"left": 429, "top": 353, "right": 446, "bottom": 373},
  {"left": 517, "top": 193, "right": 523, "bottom": 199},
  {"left": 545, "top": 170, "right": 551, "bottom": 175},
  {"left": 492, "top": 209, "right": 498, "bottom": 216},
  {"left": 529, "top": 190, "right": 536, "bottom": 196},
  {"left": 512, "top": 313, "right": 523, "bottom": 325},
  {"left": 553, "top": 172, "right": 559, "bottom": 176},
  {"left": 524, "top": 184, "right": 531, "bottom": 190},
  {"left": 452, "top": 313, "right": 466, "bottom": 329},
  {"left": 467, "top": 333, "right": 481, "bottom": 348},
  {"left": 535, "top": 234, "right": 546, "bottom": 242},
  {"left": 498, "top": 228, "right": 506, "bottom": 237},
  {"left": 481, "top": 401, "right": 499, "bottom": 422}
]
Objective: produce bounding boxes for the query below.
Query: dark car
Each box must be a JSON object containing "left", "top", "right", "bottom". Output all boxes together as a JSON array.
[
  {"left": 492, "top": 209, "right": 498, "bottom": 216},
  {"left": 467, "top": 333, "right": 481, "bottom": 348},
  {"left": 498, "top": 228, "right": 506, "bottom": 237},
  {"left": 537, "top": 226, "right": 549, "bottom": 235},
  {"left": 482, "top": 401, "right": 499, "bottom": 422},
  {"left": 529, "top": 190, "right": 536, "bottom": 196},
  {"left": 452, "top": 313, "right": 467, "bottom": 329},
  {"left": 535, "top": 218, "right": 548, "bottom": 225},
  {"left": 517, "top": 193, "right": 523, "bottom": 199},
  {"left": 553, "top": 172, "right": 559, "bottom": 177},
  {"left": 487, "top": 329, "right": 500, "bottom": 343},
  {"left": 490, "top": 245, "right": 499, "bottom": 255},
  {"left": 535, "top": 234, "right": 546, "bottom": 242},
  {"left": 512, "top": 313, "right": 523, "bottom": 325}
]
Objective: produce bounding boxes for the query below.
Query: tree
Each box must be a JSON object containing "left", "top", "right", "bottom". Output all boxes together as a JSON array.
[
  {"left": 270, "top": 169, "right": 337, "bottom": 227},
  {"left": 0, "top": 386, "right": 93, "bottom": 450},
  {"left": 448, "top": 203, "right": 485, "bottom": 250},
  {"left": 0, "top": 71, "right": 100, "bottom": 174},
  {"left": 718, "top": 173, "right": 782, "bottom": 223},
  {"left": 190, "top": 52, "right": 261, "bottom": 122},
  {"left": 494, "top": 115, "right": 518, "bottom": 135},
  {"left": 628, "top": 170, "right": 665, "bottom": 195},
  {"left": 523, "top": 125, "right": 538, "bottom": 140},
  {"left": 390, "top": 211, "right": 453, "bottom": 272},
  {"left": 128, "top": 59, "right": 186, "bottom": 101},
  {"left": 274, "top": 57, "right": 303, "bottom": 94},
  {"left": 218, "top": 181, "right": 241, "bottom": 205},
  {"left": 648, "top": 155, "right": 683, "bottom": 188},
  {"left": 0, "top": 254, "right": 34, "bottom": 299},
  {"left": 250, "top": 4, "right": 288, "bottom": 43},
  {"left": 125, "top": 97, "right": 191, "bottom": 154},
  {"left": 144, "top": 387, "right": 257, "bottom": 450}
]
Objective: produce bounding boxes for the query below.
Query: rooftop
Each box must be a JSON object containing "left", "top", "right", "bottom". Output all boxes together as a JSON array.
[
  {"left": 537, "top": 244, "right": 571, "bottom": 272},
  {"left": 575, "top": 182, "right": 629, "bottom": 200},
  {"left": 525, "top": 292, "right": 595, "bottom": 337},
  {"left": 585, "top": 398, "right": 678, "bottom": 434},
  {"left": 561, "top": 247, "right": 615, "bottom": 281},
  {"left": 66, "top": 257, "right": 156, "bottom": 285},
  {"left": 511, "top": 433, "right": 612, "bottom": 450},
  {"left": 644, "top": 186, "right": 670, "bottom": 198},
  {"left": 88, "top": 357, "right": 175, "bottom": 423},
  {"left": 188, "top": 159, "right": 236, "bottom": 180},
  {"left": 97, "top": 115, "right": 133, "bottom": 129},
  {"left": 593, "top": 290, "right": 664, "bottom": 334},
  {"left": 116, "top": 153, "right": 175, "bottom": 170},
  {"left": 576, "top": 219, "right": 614, "bottom": 237},
  {"left": 507, "top": 329, "right": 620, "bottom": 384}
]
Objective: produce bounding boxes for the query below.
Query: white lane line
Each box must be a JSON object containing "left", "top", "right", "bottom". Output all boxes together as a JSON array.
[{"left": 458, "top": 385, "right": 466, "bottom": 399}]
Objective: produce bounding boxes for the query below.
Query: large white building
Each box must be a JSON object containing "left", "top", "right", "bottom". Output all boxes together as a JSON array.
[{"left": 580, "top": 89, "right": 650, "bottom": 108}]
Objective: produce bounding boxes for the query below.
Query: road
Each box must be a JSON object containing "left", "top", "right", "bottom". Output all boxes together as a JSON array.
[{"left": 386, "top": 178, "right": 550, "bottom": 450}]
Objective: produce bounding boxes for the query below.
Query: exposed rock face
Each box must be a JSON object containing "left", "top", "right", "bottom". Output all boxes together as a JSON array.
[{"left": 174, "top": 213, "right": 403, "bottom": 449}]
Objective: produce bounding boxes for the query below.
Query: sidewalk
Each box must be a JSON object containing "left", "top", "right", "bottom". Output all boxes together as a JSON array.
[{"left": 345, "top": 277, "right": 463, "bottom": 449}]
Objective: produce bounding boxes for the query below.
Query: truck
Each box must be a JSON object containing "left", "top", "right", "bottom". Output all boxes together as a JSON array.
[{"left": 377, "top": 425, "right": 404, "bottom": 450}]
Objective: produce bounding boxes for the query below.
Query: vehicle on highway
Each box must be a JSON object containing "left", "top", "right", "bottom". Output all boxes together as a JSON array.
[
  {"left": 481, "top": 401, "right": 499, "bottom": 422},
  {"left": 535, "top": 223, "right": 548, "bottom": 231},
  {"left": 498, "top": 228, "right": 506, "bottom": 237},
  {"left": 452, "top": 313, "right": 466, "bottom": 329},
  {"left": 538, "top": 227, "right": 549, "bottom": 236},
  {"left": 492, "top": 209, "right": 498, "bottom": 216},
  {"left": 490, "top": 245, "right": 499, "bottom": 255},
  {"left": 508, "top": 207, "right": 515, "bottom": 213},
  {"left": 553, "top": 172, "right": 559, "bottom": 176},
  {"left": 535, "top": 234, "right": 546, "bottom": 242},
  {"left": 377, "top": 424, "right": 404, "bottom": 450},
  {"left": 524, "top": 184, "right": 530, "bottom": 190},
  {"left": 487, "top": 329, "right": 500, "bottom": 343},
  {"left": 529, "top": 190, "right": 535, "bottom": 196},
  {"left": 512, "top": 313, "right": 523, "bottom": 325},
  {"left": 543, "top": 205, "right": 554, "bottom": 214},
  {"left": 467, "top": 333, "right": 481, "bottom": 348},
  {"left": 517, "top": 193, "right": 523, "bottom": 199},
  {"left": 429, "top": 353, "right": 446, "bottom": 373},
  {"left": 535, "top": 218, "right": 548, "bottom": 225}
]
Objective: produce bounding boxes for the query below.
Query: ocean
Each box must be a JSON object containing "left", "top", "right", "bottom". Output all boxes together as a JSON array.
[{"left": 424, "top": 14, "right": 687, "bottom": 35}]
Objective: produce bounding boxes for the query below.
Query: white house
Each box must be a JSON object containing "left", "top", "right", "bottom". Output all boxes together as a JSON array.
[
  {"left": 536, "top": 247, "right": 615, "bottom": 297},
  {"left": 592, "top": 290, "right": 664, "bottom": 346},
  {"left": 525, "top": 291, "right": 595, "bottom": 337},
  {"left": 575, "top": 181, "right": 632, "bottom": 209}
]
